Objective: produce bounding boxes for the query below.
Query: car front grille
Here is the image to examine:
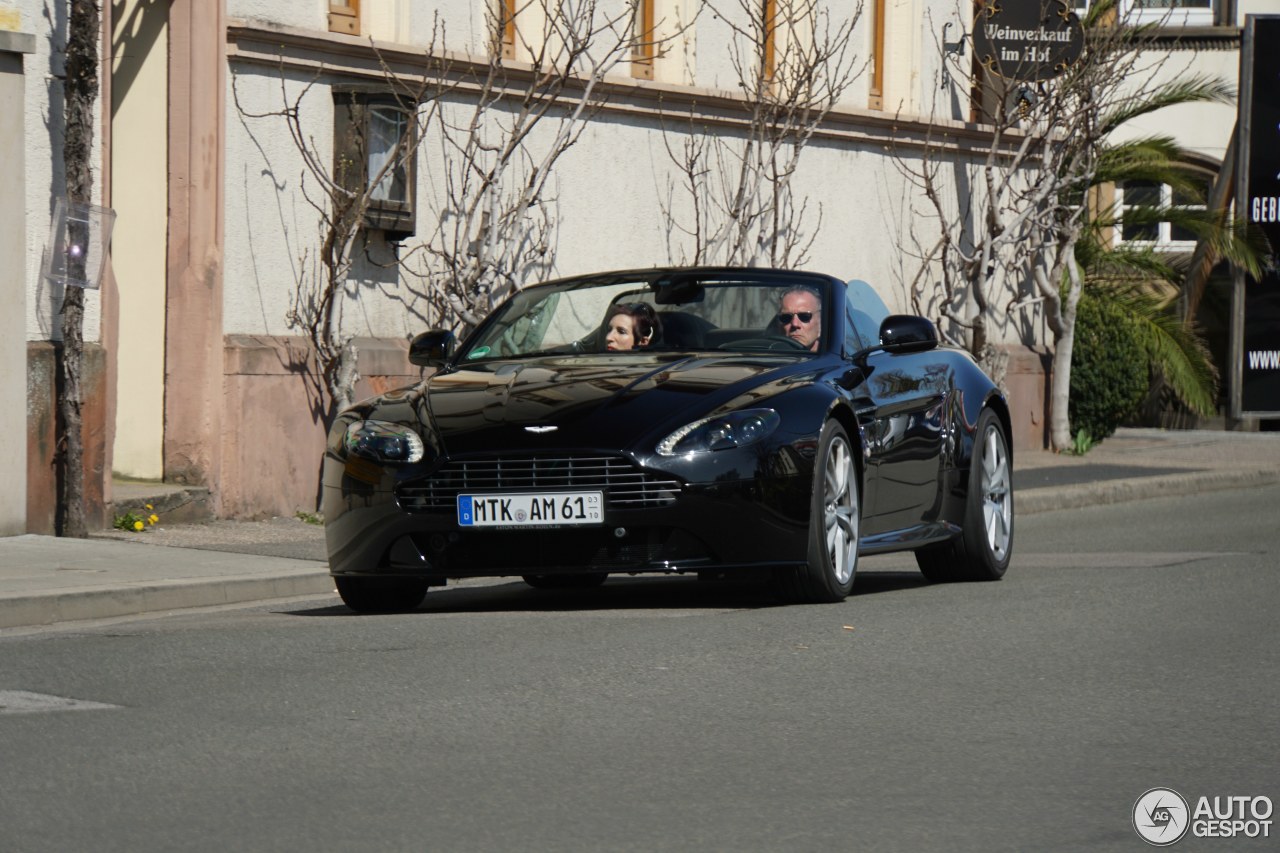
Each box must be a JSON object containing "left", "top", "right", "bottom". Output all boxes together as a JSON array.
[{"left": 397, "top": 455, "right": 681, "bottom": 512}]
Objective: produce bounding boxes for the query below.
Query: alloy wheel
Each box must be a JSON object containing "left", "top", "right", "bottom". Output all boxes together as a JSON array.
[
  {"left": 980, "top": 423, "right": 1012, "bottom": 562},
  {"left": 823, "top": 435, "right": 859, "bottom": 585}
]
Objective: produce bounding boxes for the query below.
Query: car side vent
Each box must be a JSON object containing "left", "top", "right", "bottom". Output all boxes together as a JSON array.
[{"left": 397, "top": 455, "right": 681, "bottom": 512}]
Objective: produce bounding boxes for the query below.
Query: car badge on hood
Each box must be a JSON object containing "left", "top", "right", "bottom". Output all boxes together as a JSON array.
[{"left": 524, "top": 425, "right": 558, "bottom": 434}]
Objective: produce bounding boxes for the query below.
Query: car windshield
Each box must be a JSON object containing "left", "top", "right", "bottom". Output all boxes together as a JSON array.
[{"left": 457, "top": 272, "right": 832, "bottom": 361}]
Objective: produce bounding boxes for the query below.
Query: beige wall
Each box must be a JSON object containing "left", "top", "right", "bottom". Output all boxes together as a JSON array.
[
  {"left": 0, "top": 29, "right": 33, "bottom": 534},
  {"left": 110, "top": 0, "right": 168, "bottom": 480},
  {"left": 883, "top": 0, "right": 921, "bottom": 115},
  {"left": 365, "top": 0, "right": 411, "bottom": 43}
]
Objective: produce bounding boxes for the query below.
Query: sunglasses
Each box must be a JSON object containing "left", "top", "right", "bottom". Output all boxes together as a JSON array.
[{"left": 776, "top": 312, "right": 816, "bottom": 325}]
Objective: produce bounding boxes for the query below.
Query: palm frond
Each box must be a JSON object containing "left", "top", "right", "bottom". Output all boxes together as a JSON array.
[
  {"left": 1084, "top": 241, "right": 1182, "bottom": 284},
  {"left": 1113, "top": 208, "right": 1268, "bottom": 278},
  {"left": 1085, "top": 281, "right": 1218, "bottom": 414},
  {"left": 1180, "top": 215, "right": 1271, "bottom": 280},
  {"left": 1095, "top": 137, "right": 1205, "bottom": 194},
  {"left": 1099, "top": 75, "right": 1235, "bottom": 135}
]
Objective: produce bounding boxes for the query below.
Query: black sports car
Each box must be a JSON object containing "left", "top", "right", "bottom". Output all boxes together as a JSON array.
[{"left": 322, "top": 268, "right": 1014, "bottom": 612}]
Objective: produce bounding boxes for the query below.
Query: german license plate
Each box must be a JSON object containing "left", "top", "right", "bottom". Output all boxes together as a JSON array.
[{"left": 457, "top": 491, "right": 603, "bottom": 528}]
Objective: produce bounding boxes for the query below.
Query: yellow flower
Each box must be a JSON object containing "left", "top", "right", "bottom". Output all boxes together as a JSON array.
[
  {"left": 133, "top": 520, "right": 144, "bottom": 531},
  {"left": 149, "top": 514, "right": 159, "bottom": 525},
  {"left": 145, "top": 504, "right": 153, "bottom": 511}
]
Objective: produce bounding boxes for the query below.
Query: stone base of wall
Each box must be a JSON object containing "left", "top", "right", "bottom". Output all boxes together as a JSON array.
[
  {"left": 27, "top": 342, "right": 108, "bottom": 534},
  {"left": 999, "top": 344, "right": 1052, "bottom": 454},
  {"left": 220, "top": 335, "right": 422, "bottom": 519}
]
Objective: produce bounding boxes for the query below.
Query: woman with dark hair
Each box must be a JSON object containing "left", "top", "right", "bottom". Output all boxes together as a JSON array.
[{"left": 604, "top": 303, "right": 661, "bottom": 351}]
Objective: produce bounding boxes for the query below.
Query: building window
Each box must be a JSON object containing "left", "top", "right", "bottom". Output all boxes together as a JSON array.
[
  {"left": 868, "top": 0, "right": 885, "bottom": 109},
  {"left": 1118, "top": 178, "right": 1209, "bottom": 247},
  {"left": 333, "top": 92, "right": 417, "bottom": 239},
  {"left": 762, "top": 0, "right": 778, "bottom": 81},
  {"left": 329, "top": 0, "right": 360, "bottom": 36},
  {"left": 1070, "top": 0, "right": 1215, "bottom": 27},
  {"left": 633, "top": 0, "right": 656, "bottom": 80},
  {"left": 495, "top": 0, "right": 517, "bottom": 59},
  {"left": 368, "top": 107, "right": 409, "bottom": 205}
]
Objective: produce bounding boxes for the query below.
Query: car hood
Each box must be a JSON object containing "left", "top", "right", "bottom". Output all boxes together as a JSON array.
[{"left": 421, "top": 353, "right": 811, "bottom": 455}]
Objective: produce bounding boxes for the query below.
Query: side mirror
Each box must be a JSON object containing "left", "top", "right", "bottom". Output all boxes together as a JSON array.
[
  {"left": 409, "top": 330, "right": 456, "bottom": 367},
  {"left": 879, "top": 315, "right": 938, "bottom": 353}
]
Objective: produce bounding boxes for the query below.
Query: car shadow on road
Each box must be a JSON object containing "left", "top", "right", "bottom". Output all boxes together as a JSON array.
[{"left": 281, "top": 568, "right": 929, "bottom": 618}]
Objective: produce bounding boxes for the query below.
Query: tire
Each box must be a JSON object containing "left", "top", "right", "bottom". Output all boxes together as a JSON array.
[
  {"left": 522, "top": 573, "right": 608, "bottom": 590},
  {"left": 916, "top": 408, "right": 1014, "bottom": 582},
  {"left": 335, "top": 576, "right": 429, "bottom": 613},
  {"left": 774, "top": 420, "right": 860, "bottom": 603}
]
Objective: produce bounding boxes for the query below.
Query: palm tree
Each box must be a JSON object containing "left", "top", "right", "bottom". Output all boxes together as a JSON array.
[{"left": 1071, "top": 107, "right": 1268, "bottom": 437}]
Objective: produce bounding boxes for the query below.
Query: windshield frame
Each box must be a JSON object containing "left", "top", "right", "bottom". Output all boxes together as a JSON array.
[{"left": 453, "top": 269, "right": 839, "bottom": 364}]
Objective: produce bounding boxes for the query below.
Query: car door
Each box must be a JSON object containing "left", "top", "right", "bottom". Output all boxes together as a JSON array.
[{"left": 841, "top": 282, "right": 947, "bottom": 537}]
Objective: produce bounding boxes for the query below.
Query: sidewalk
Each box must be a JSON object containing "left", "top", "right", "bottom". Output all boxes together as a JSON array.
[{"left": 2, "top": 428, "right": 1277, "bottom": 631}]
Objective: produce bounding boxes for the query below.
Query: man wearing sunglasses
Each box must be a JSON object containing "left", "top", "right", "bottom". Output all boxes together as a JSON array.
[{"left": 776, "top": 285, "right": 822, "bottom": 352}]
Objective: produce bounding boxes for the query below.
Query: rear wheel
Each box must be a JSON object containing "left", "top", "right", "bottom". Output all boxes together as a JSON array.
[
  {"left": 774, "top": 420, "right": 860, "bottom": 603},
  {"left": 335, "top": 576, "right": 429, "bottom": 613},
  {"left": 522, "top": 573, "right": 608, "bottom": 590},
  {"left": 916, "top": 408, "right": 1013, "bottom": 582}
]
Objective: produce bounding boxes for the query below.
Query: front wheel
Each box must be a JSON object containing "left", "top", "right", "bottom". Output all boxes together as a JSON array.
[
  {"left": 916, "top": 408, "right": 1013, "bottom": 582},
  {"left": 774, "top": 420, "right": 860, "bottom": 603},
  {"left": 335, "top": 576, "right": 429, "bottom": 613}
]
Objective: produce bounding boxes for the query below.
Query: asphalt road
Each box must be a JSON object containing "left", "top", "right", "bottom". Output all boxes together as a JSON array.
[{"left": 2, "top": 484, "right": 1278, "bottom": 852}]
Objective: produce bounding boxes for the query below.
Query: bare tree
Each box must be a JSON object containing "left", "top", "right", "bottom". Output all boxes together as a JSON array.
[
  {"left": 56, "top": 0, "right": 101, "bottom": 538},
  {"left": 235, "top": 63, "right": 427, "bottom": 418},
  {"left": 903, "top": 0, "right": 1233, "bottom": 451},
  {"left": 237, "top": 0, "right": 649, "bottom": 418},
  {"left": 662, "top": 0, "right": 860, "bottom": 268},
  {"left": 416, "top": 0, "right": 649, "bottom": 329}
]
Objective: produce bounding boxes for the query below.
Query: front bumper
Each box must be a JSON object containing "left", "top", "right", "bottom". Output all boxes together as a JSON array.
[{"left": 323, "top": 469, "right": 813, "bottom": 581}]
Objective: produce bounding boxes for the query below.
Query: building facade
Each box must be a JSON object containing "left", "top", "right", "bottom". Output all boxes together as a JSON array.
[{"left": 5, "top": 0, "right": 1265, "bottom": 530}]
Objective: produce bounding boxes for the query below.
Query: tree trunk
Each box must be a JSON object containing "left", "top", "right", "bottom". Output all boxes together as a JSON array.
[
  {"left": 1048, "top": 323, "right": 1075, "bottom": 452},
  {"left": 1048, "top": 262, "right": 1084, "bottom": 453},
  {"left": 58, "top": 0, "right": 101, "bottom": 538},
  {"left": 330, "top": 339, "right": 359, "bottom": 417}
]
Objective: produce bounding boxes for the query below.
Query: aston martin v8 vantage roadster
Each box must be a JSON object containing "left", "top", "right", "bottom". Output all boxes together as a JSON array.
[{"left": 322, "top": 268, "right": 1014, "bottom": 612}]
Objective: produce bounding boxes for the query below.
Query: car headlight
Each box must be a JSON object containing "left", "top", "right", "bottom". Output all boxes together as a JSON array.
[
  {"left": 656, "top": 409, "right": 781, "bottom": 456},
  {"left": 343, "top": 420, "right": 425, "bottom": 464}
]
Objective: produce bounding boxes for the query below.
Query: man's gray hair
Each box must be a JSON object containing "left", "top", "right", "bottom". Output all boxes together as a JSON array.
[{"left": 780, "top": 284, "right": 822, "bottom": 308}]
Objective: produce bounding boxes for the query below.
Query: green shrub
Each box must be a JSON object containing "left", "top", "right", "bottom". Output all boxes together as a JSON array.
[{"left": 1069, "top": 291, "right": 1148, "bottom": 445}]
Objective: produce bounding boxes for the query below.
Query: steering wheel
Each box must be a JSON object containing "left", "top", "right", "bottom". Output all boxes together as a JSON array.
[{"left": 716, "top": 335, "right": 811, "bottom": 352}]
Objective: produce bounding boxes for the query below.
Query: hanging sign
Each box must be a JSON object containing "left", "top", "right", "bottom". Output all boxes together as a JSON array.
[
  {"left": 973, "top": 0, "right": 1084, "bottom": 82},
  {"left": 1237, "top": 15, "right": 1280, "bottom": 416}
]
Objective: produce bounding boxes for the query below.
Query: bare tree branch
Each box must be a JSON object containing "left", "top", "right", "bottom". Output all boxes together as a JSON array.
[
  {"left": 900, "top": 0, "right": 1212, "bottom": 450},
  {"left": 235, "top": 2, "right": 683, "bottom": 421},
  {"left": 661, "top": 0, "right": 861, "bottom": 268}
]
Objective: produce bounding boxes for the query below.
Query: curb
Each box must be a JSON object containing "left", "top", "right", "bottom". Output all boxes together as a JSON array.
[
  {"left": 5, "top": 467, "right": 1275, "bottom": 631},
  {"left": 1017, "top": 468, "right": 1280, "bottom": 515},
  {"left": 0, "top": 570, "right": 333, "bottom": 630}
]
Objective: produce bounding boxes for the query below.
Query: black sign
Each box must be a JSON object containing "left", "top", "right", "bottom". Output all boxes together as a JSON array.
[
  {"left": 973, "top": 0, "right": 1084, "bottom": 82},
  {"left": 1240, "top": 16, "right": 1280, "bottom": 415}
]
